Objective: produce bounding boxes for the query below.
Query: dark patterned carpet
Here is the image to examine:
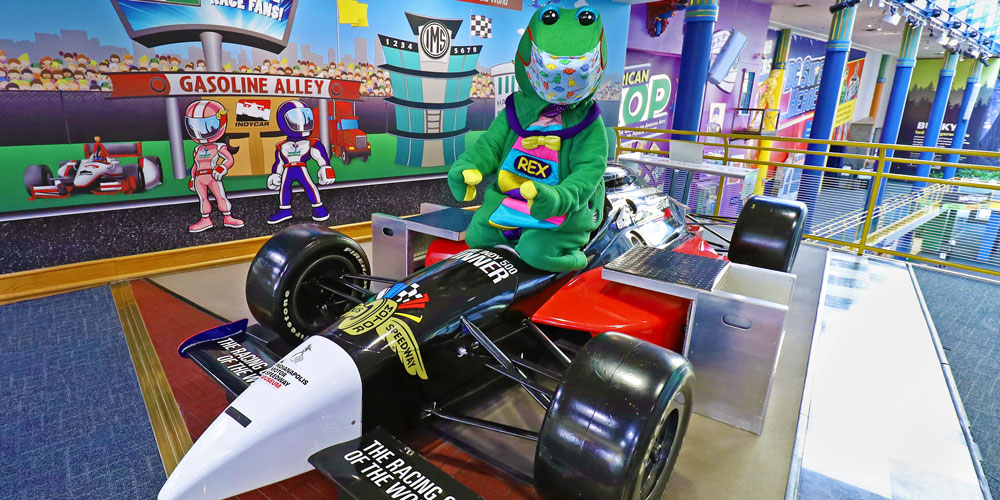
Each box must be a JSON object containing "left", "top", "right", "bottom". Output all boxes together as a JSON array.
[
  {"left": 0, "top": 287, "right": 164, "bottom": 499},
  {"left": 913, "top": 266, "right": 1000, "bottom": 499}
]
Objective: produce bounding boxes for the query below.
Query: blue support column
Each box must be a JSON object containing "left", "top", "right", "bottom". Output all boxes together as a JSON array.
[
  {"left": 942, "top": 60, "right": 986, "bottom": 179},
  {"left": 914, "top": 52, "right": 960, "bottom": 187},
  {"left": 897, "top": 52, "right": 959, "bottom": 256},
  {"left": 872, "top": 23, "right": 923, "bottom": 207},
  {"left": 796, "top": 2, "right": 858, "bottom": 223},
  {"left": 668, "top": 0, "right": 719, "bottom": 203}
]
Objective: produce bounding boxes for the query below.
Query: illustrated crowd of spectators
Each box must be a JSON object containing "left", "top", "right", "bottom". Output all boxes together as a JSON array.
[{"left": 0, "top": 48, "right": 616, "bottom": 100}]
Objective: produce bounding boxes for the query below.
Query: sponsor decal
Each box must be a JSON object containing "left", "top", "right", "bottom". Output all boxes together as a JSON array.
[
  {"left": 337, "top": 283, "right": 429, "bottom": 380},
  {"left": 451, "top": 248, "right": 518, "bottom": 284},
  {"left": 317, "top": 427, "right": 483, "bottom": 500},
  {"left": 259, "top": 361, "right": 311, "bottom": 389},
  {"left": 513, "top": 155, "right": 552, "bottom": 179},
  {"left": 419, "top": 21, "right": 451, "bottom": 59},
  {"left": 236, "top": 99, "right": 272, "bottom": 123},
  {"left": 216, "top": 337, "right": 269, "bottom": 384},
  {"left": 290, "top": 344, "right": 312, "bottom": 363}
]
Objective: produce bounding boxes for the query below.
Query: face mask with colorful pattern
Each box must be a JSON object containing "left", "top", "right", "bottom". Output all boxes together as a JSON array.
[{"left": 526, "top": 38, "right": 604, "bottom": 105}]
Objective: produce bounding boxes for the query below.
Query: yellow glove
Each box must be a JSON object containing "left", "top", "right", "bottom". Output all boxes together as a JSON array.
[
  {"left": 520, "top": 180, "right": 538, "bottom": 209},
  {"left": 461, "top": 169, "right": 482, "bottom": 202}
]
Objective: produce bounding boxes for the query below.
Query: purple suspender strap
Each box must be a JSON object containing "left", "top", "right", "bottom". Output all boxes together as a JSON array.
[{"left": 504, "top": 94, "right": 602, "bottom": 139}]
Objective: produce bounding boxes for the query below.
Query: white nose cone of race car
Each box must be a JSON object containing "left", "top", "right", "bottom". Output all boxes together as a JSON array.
[{"left": 158, "top": 335, "right": 363, "bottom": 500}]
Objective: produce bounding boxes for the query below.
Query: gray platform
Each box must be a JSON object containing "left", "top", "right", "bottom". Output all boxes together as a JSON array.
[{"left": 787, "top": 250, "right": 991, "bottom": 500}]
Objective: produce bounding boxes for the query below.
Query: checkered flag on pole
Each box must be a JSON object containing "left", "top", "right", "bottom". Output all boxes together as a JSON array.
[{"left": 470, "top": 14, "right": 493, "bottom": 39}]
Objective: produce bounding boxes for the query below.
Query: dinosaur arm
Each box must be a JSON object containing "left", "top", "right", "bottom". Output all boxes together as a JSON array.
[{"left": 447, "top": 112, "right": 512, "bottom": 200}]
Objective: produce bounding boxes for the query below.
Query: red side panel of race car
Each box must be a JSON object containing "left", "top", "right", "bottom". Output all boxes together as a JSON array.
[
  {"left": 426, "top": 239, "right": 470, "bottom": 268},
  {"left": 674, "top": 228, "right": 723, "bottom": 259},
  {"left": 531, "top": 267, "right": 690, "bottom": 353},
  {"left": 426, "top": 231, "right": 721, "bottom": 353}
]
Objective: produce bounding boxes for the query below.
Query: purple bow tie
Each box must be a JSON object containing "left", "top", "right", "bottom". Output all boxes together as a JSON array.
[{"left": 541, "top": 104, "right": 568, "bottom": 117}]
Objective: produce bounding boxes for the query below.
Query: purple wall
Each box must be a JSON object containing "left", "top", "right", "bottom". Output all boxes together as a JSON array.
[{"left": 625, "top": 0, "right": 774, "bottom": 134}]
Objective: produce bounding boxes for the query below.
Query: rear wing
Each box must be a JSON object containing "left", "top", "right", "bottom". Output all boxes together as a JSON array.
[
  {"left": 84, "top": 141, "right": 142, "bottom": 158},
  {"left": 178, "top": 319, "right": 291, "bottom": 399}
]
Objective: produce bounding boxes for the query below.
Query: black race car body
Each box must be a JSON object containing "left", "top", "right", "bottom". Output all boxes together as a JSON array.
[{"left": 161, "top": 164, "right": 806, "bottom": 500}]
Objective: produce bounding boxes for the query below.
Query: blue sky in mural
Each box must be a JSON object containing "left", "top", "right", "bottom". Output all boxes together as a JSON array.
[{"left": 0, "top": 0, "right": 628, "bottom": 72}]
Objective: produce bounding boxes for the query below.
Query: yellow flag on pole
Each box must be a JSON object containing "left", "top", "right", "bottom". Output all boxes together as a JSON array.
[{"left": 338, "top": 0, "right": 369, "bottom": 27}]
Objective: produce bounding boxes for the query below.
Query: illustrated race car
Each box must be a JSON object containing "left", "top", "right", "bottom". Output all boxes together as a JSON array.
[
  {"left": 160, "top": 164, "right": 806, "bottom": 500},
  {"left": 24, "top": 137, "right": 162, "bottom": 199}
]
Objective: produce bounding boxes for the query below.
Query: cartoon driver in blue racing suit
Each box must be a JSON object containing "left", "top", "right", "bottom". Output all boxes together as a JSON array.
[{"left": 266, "top": 100, "right": 335, "bottom": 224}]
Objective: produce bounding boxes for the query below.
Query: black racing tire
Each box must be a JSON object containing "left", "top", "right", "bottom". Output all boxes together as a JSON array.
[
  {"left": 24, "top": 164, "right": 53, "bottom": 195},
  {"left": 729, "top": 195, "right": 807, "bottom": 273},
  {"left": 360, "top": 156, "right": 368, "bottom": 163},
  {"left": 123, "top": 163, "right": 146, "bottom": 193},
  {"left": 341, "top": 150, "right": 352, "bottom": 165},
  {"left": 246, "top": 224, "right": 370, "bottom": 345},
  {"left": 534, "top": 332, "right": 694, "bottom": 500}
]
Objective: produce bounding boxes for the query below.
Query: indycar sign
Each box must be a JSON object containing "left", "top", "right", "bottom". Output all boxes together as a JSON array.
[{"left": 108, "top": 72, "right": 361, "bottom": 100}]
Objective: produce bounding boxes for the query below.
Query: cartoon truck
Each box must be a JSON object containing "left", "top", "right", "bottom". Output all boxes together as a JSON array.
[
  {"left": 311, "top": 100, "right": 371, "bottom": 165},
  {"left": 24, "top": 138, "right": 162, "bottom": 199}
]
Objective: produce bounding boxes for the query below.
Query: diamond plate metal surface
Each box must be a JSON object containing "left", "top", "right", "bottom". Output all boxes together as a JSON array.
[{"left": 605, "top": 246, "right": 728, "bottom": 291}]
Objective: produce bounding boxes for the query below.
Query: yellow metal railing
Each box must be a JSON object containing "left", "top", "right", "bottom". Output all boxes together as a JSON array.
[
  {"left": 613, "top": 127, "right": 1000, "bottom": 279},
  {"left": 809, "top": 183, "right": 949, "bottom": 241}
]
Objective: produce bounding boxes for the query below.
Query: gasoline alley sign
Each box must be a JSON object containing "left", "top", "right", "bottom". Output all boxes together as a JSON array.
[{"left": 108, "top": 72, "right": 360, "bottom": 100}]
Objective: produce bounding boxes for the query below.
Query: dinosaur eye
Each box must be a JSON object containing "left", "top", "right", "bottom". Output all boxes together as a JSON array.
[
  {"left": 539, "top": 7, "right": 559, "bottom": 25},
  {"left": 577, "top": 8, "right": 597, "bottom": 26}
]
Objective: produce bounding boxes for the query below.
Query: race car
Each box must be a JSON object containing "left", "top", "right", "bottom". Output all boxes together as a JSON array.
[
  {"left": 160, "top": 164, "right": 806, "bottom": 500},
  {"left": 24, "top": 137, "right": 162, "bottom": 200}
]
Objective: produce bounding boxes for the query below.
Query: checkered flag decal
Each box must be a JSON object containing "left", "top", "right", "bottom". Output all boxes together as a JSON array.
[
  {"left": 394, "top": 283, "right": 423, "bottom": 303},
  {"left": 471, "top": 14, "right": 493, "bottom": 39}
]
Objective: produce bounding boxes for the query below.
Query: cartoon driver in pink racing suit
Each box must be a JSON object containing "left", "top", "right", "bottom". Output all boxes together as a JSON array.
[{"left": 184, "top": 99, "right": 244, "bottom": 233}]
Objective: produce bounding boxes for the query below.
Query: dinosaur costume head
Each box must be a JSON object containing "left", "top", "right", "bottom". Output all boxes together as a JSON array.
[
  {"left": 447, "top": 5, "right": 611, "bottom": 273},
  {"left": 515, "top": 6, "right": 608, "bottom": 105}
]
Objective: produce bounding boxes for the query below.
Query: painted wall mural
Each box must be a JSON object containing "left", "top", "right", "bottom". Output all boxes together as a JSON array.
[
  {"left": 766, "top": 30, "right": 867, "bottom": 146},
  {"left": 0, "top": 0, "right": 629, "bottom": 231},
  {"left": 896, "top": 58, "right": 1000, "bottom": 173}
]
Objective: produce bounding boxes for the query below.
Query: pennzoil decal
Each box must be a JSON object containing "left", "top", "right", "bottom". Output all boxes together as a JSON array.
[{"left": 338, "top": 283, "right": 429, "bottom": 380}]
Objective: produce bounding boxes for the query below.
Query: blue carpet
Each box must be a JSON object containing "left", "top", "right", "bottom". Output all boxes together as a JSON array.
[
  {"left": 0, "top": 287, "right": 164, "bottom": 500},
  {"left": 913, "top": 267, "right": 1000, "bottom": 499}
]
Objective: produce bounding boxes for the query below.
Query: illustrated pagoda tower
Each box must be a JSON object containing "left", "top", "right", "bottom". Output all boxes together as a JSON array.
[{"left": 379, "top": 13, "right": 482, "bottom": 167}]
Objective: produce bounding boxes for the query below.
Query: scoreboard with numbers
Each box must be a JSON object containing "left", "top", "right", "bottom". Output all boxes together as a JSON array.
[{"left": 379, "top": 13, "right": 482, "bottom": 167}]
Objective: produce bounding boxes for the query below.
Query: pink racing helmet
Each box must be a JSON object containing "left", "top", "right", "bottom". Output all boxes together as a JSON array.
[{"left": 184, "top": 99, "right": 228, "bottom": 143}]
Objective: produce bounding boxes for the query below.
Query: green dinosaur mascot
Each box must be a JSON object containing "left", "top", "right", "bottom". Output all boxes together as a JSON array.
[{"left": 447, "top": 5, "right": 608, "bottom": 272}]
